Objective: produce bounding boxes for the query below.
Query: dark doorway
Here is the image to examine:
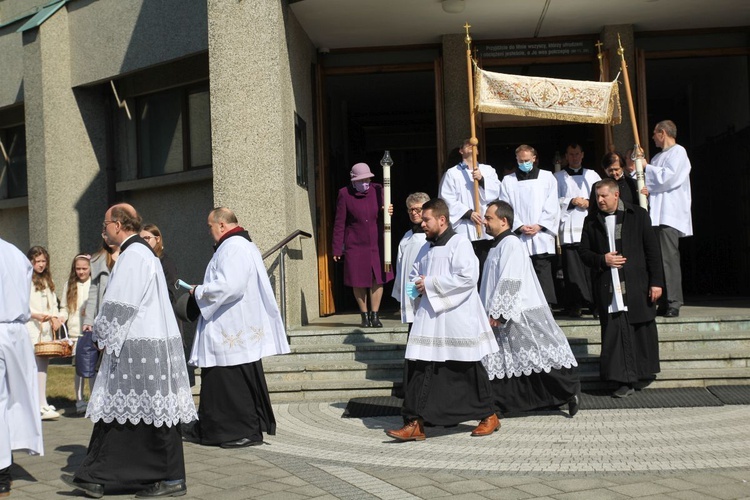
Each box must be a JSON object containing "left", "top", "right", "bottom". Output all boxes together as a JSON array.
[
  {"left": 325, "top": 69, "right": 439, "bottom": 313},
  {"left": 645, "top": 55, "right": 750, "bottom": 297}
]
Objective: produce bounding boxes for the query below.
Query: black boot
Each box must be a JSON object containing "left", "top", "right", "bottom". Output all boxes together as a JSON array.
[
  {"left": 370, "top": 311, "right": 383, "bottom": 328},
  {"left": 360, "top": 312, "right": 371, "bottom": 328}
]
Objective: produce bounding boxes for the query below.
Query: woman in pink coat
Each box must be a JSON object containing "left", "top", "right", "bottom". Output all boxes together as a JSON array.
[{"left": 333, "top": 163, "right": 394, "bottom": 327}]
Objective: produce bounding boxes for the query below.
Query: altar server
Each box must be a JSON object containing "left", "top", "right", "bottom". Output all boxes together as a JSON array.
[
  {"left": 392, "top": 192, "right": 429, "bottom": 325},
  {"left": 439, "top": 138, "right": 501, "bottom": 241},
  {"left": 386, "top": 198, "right": 500, "bottom": 441},
  {"left": 0, "top": 237, "right": 44, "bottom": 497},
  {"left": 499, "top": 144, "right": 560, "bottom": 305},
  {"left": 479, "top": 201, "right": 580, "bottom": 416},
  {"left": 555, "top": 143, "right": 600, "bottom": 317},
  {"left": 642, "top": 119, "right": 693, "bottom": 318}
]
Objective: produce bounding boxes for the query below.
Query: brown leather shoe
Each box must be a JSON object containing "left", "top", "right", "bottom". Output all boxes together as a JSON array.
[
  {"left": 471, "top": 414, "right": 500, "bottom": 437},
  {"left": 385, "top": 419, "right": 425, "bottom": 441}
]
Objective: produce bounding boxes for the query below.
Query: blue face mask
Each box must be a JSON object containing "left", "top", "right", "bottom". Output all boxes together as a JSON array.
[
  {"left": 517, "top": 160, "right": 534, "bottom": 173},
  {"left": 353, "top": 181, "right": 370, "bottom": 193}
]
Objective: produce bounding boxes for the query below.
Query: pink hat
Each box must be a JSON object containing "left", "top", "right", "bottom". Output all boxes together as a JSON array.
[{"left": 350, "top": 163, "right": 374, "bottom": 181}]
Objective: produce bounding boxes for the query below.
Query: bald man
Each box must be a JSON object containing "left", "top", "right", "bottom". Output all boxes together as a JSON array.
[{"left": 62, "top": 203, "right": 197, "bottom": 499}]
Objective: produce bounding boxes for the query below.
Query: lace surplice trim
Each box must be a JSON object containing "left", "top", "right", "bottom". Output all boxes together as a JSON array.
[
  {"left": 87, "top": 388, "right": 198, "bottom": 427},
  {"left": 94, "top": 301, "right": 138, "bottom": 356},
  {"left": 488, "top": 278, "right": 522, "bottom": 321},
  {"left": 482, "top": 305, "right": 578, "bottom": 379},
  {"left": 409, "top": 329, "right": 495, "bottom": 349}
]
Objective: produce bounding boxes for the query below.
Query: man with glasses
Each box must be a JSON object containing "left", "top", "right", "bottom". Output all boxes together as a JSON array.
[
  {"left": 62, "top": 203, "right": 197, "bottom": 498},
  {"left": 392, "top": 192, "right": 430, "bottom": 326},
  {"left": 640, "top": 120, "right": 693, "bottom": 318},
  {"left": 439, "top": 138, "right": 501, "bottom": 241}
]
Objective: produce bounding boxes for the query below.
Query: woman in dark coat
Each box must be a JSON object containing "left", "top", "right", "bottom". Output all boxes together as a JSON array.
[
  {"left": 333, "top": 163, "right": 394, "bottom": 327},
  {"left": 599, "top": 151, "right": 640, "bottom": 206}
]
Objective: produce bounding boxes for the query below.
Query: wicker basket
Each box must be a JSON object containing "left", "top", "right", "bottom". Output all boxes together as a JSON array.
[{"left": 34, "top": 324, "right": 74, "bottom": 358}]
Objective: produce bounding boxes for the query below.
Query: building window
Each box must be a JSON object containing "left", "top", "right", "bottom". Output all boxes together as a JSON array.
[
  {"left": 294, "top": 113, "right": 308, "bottom": 189},
  {"left": 0, "top": 125, "right": 27, "bottom": 199},
  {"left": 136, "top": 85, "right": 211, "bottom": 178}
]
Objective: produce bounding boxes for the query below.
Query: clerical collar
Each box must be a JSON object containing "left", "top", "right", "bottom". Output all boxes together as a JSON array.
[
  {"left": 214, "top": 226, "right": 252, "bottom": 252},
  {"left": 565, "top": 166, "right": 583, "bottom": 176},
  {"left": 598, "top": 199, "right": 626, "bottom": 217},
  {"left": 516, "top": 166, "right": 540, "bottom": 181},
  {"left": 411, "top": 223, "right": 424, "bottom": 233},
  {"left": 490, "top": 228, "right": 514, "bottom": 248},
  {"left": 428, "top": 226, "right": 456, "bottom": 246},
  {"left": 120, "top": 234, "right": 154, "bottom": 255}
]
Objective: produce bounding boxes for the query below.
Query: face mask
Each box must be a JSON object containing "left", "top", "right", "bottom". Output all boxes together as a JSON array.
[
  {"left": 353, "top": 181, "right": 370, "bottom": 193},
  {"left": 517, "top": 160, "right": 534, "bottom": 173}
]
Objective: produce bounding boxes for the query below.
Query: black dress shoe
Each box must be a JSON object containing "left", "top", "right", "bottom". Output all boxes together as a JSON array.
[
  {"left": 568, "top": 395, "right": 579, "bottom": 417},
  {"left": 0, "top": 483, "right": 9, "bottom": 497},
  {"left": 60, "top": 474, "right": 104, "bottom": 499},
  {"left": 135, "top": 480, "right": 187, "bottom": 498},
  {"left": 219, "top": 437, "right": 263, "bottom": 449},
  {"left": 613, "top": 385, "right": 634, "bottom": 398},
  {"left": 664, "top": 308, "right": 680, "bottom": 318}
]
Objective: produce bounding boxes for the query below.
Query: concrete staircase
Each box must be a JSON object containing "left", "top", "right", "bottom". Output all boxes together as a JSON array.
[
  {"left": 193, "top": 311, "right": 750, "bottom": 402},
  {"left": 268, "top": 313, "right": 750, "bottom": 401}
]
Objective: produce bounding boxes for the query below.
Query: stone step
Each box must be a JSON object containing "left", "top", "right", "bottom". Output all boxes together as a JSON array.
[
  {"left": 264, "top": 358, "right": 403, "bottom": 382},
  {"left": 579, "top": 367, "right": 750, "bottom": 388},
  {"left": 269, "top": 342, "right": 406, "bottom": 361},
  {"left": 267, "top": 379, "right": 399, "bottom": 402},
  {"left": 288, "top": 328, "right": 408, "bottom": 345}
]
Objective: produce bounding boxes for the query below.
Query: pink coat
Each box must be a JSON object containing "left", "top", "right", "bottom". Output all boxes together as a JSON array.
[{"left": 332, "top": 183, "right": 394, "bottom": 288}]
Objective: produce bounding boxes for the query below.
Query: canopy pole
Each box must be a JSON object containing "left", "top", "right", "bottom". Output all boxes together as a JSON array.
[
  {"left": 464, "top": 23, "right": 482, "bottom": 238},
  {"left": 617, "top": 34, "right": 648, "bottom": 209}
]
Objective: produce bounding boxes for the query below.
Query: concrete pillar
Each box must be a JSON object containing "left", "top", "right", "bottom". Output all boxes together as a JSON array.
[
  {"left": 601, "top": 25, "right": 638, "bottom": 155},
  {"left": 22, "top": 7, "right": 108, "bottom": 287},
  {"left": 442, "top": 34, "right": 471, "bottom": 163},
  {"left": 206, "top": 0, "right": 318, "bottom": 325}
]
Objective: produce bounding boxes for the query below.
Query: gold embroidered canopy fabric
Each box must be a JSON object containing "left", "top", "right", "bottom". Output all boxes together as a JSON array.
[{"left": 475, "top": 68, "right": 622, "bottom": 125}]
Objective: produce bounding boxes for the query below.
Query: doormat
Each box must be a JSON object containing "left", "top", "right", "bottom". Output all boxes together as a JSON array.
[{"left": 707, "top": 385, "right": 750, "bottom": 405}]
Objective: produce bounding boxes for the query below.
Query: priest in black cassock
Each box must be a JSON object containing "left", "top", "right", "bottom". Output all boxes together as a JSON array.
[
  {"left": 186, "top": 207, "right": 290, "bottom": 449},
  {"left": 579, "top": 179, "right": 663, "bottom": 398},
  {"left": 62, "top": 203, "right": 197, "bottom": 498},
  {"left": 479, "top": 201, "right": 580, "bottom": 416}
]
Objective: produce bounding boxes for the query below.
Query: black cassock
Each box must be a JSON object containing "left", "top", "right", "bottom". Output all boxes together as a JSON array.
[{"left": 578, "top": 201, "right": 664, "bottom": 384}]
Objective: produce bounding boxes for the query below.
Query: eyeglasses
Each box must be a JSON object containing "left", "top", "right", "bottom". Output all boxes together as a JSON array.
[
  {"left": 102, "top": 220, "right": 118, "bottom": 230},
  {"left": 408, "top": 207, "right": 423, "bottom": 214},
  {"left": 142, "top": 235, "right": 154, "bottom": 241}
]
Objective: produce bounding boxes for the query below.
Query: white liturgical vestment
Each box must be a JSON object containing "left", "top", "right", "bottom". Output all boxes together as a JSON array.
[
  {"left": 645, "top": 144, "right": 693, "bottom": 237},
  {"left": 479, "top": 233, "right": 578, "bottom": 379},
  {"left": 0, "top": 238, "right": 44, "bottom": 468},
  {"left": 439, "top": 163, "right": 501, "bottom": 241},
  {"left": 191, "top": 233, "right": 290, "bottom": 368},
  {"left": 392, "top": 229, "right": 428, "bottom": 323},
  {"left": 500, "top": 170, "right": 560, "bottom": 256},
  {"left": 406, "top": 232, "right": 499, "bottom": 362},
  {"left": 555, "top": 168, "right": 601, "bottom": 245},
  {"left": 91, "top": 236, "right": 197, "bottom": 427}
]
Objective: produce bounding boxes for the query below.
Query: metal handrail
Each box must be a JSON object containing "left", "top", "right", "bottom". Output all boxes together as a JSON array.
[
  {"left": 262, "top": 229, "right": 312, "bottom": 329},
  {"left": 262, "top": 229, "right": 312, "bottom": 260}
]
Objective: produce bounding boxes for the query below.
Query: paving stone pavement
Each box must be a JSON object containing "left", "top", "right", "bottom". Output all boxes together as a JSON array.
[{"left": 7, "top": 402, "right": 750, "bottom": 499}]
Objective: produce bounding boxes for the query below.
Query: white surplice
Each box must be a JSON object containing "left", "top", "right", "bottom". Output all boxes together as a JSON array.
[
  {"left": 391, "top": 229, "right": 428, "bottom": 323},
  {"left": 499, "top": 169, "right": 560, "bottom": 256},
  {"left": 555, "top": 168, "right": 601, "bottom": 245},
  {"left": 90, "top": 236, "right": 197, "bottom": 427},
  {"left": 439, "top": 163, "right": 502, "bottom": 241},
  {"left": 479, "top": 233, "right": 578, "bottom": 379},
  {"left": 645, "top": 144, "right": 693, "bottom": 237},
  {"left": 191, "top": 234, "right": 290, "bottom": 368},
  {"left": 406, "top": 233, "right": 499, "bottom": 362},
  {"left": 0, "top": 238, "right": 44, "bottom": 468}
]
